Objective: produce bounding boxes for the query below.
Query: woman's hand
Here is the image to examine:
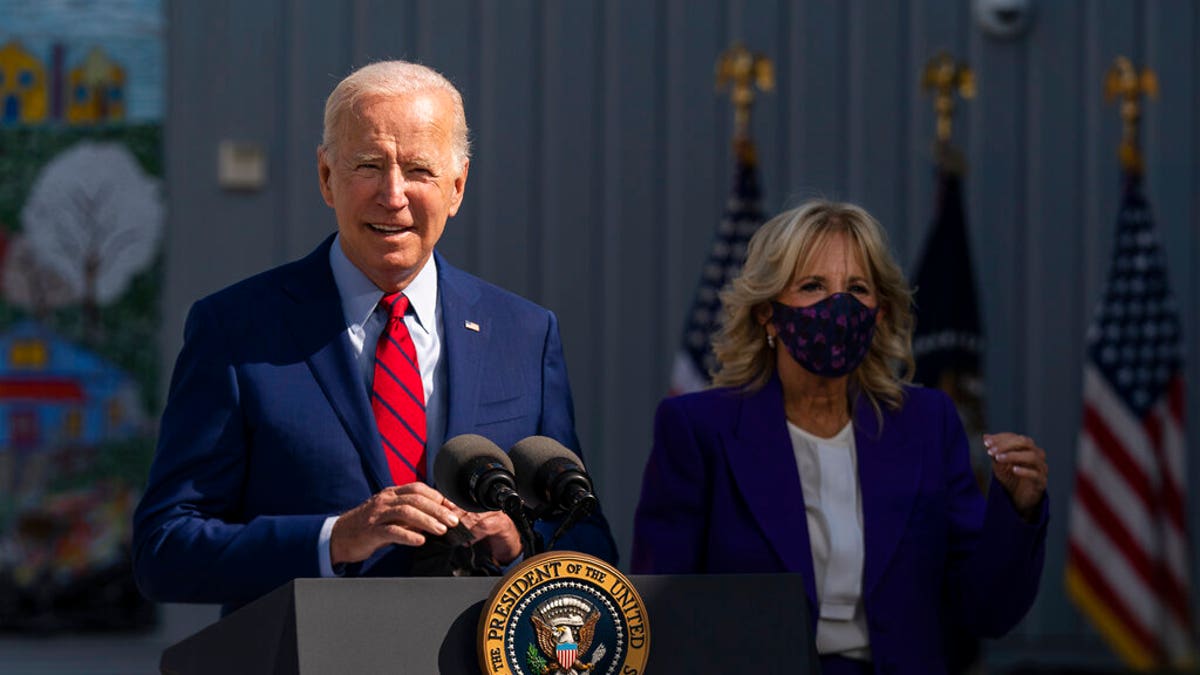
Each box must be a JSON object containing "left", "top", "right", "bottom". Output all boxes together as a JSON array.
[{"left": 984, "top": 432, "right": 1048, "bottom": 521}]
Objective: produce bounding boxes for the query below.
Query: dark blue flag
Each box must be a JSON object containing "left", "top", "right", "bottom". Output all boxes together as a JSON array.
[{"left": 911, "top": 168, "right": 988, "bottom": 482}]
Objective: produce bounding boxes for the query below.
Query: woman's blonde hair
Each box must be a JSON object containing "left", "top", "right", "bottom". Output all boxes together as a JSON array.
[{"left": 710, "top": 199, "right": 915, "bottom": 416}]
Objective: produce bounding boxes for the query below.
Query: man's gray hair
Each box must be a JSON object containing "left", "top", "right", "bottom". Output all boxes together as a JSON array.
[{"left": 321, "top": 60, "right": 471, "bottom": 166}]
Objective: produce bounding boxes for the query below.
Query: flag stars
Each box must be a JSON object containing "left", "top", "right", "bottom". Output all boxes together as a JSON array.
[{"left": 1132, "top": 389, "right": 1150, "bottom": 409}]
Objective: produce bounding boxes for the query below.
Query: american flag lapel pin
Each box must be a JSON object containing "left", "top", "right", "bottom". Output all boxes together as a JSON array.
[{"left": 464, "top": 320, "right": 480, "bottom": 332}]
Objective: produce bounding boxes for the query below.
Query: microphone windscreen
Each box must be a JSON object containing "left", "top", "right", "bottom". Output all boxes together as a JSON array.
[
  {"left": 509, "top": 436, "right": 585, "bottom": 509},
  {"left": 434, "top": 434, "right": 513, "bottom": 511}
]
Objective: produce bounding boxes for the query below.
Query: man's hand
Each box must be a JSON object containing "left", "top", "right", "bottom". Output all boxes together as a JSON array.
[
  {"left": 330, "top": 483, "right": 461, "bottom": 565},
  {"left": 457, "top": 510, "right": 523, "bottom": 565}
]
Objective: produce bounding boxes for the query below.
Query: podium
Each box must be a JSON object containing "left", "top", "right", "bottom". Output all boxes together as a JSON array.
[{"left": 161, "top": 574, "right": 818, "bottom": 674}]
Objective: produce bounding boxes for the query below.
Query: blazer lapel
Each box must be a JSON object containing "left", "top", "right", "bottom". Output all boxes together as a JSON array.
[
  {"left": 724, "top": 376, "right": 819, "bottom": 608},
  {"left": 436, "top": 253, "right": 487, "bottom": 439},
  {"left": 855, "top": 394, "right": 923, "bottom": 597},
  {"left": 281, "top": 235, "right": 390, "bottom": 491}
]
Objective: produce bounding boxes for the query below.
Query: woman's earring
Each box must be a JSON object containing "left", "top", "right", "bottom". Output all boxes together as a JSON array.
[{"left": 766, "top": 333, "right": 776, "bottom": 349}]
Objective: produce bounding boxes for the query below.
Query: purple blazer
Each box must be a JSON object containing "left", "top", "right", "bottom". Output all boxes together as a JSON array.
[{"left": 631, "top": 375, "right": 1047, "bottom": 674}]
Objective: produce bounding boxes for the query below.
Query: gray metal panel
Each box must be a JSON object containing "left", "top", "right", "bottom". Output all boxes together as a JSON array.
[
  {"left": 162, "top": 0, "right": 288, "bottom": 366},
  {"left": 967, "top": 15, "right": 1027, "bottom": 451},
  {"left": 1083, "top": 0, "right": 1138, "bottom": 313},
  {"left": 787, "top": 0, "right": 848, "bottom": 204},
  {"left": 538, "top": 0, "right": 604, "bottom": 478},
  {"left": 732, "top": 0, "right": 784, "bottom": 215},
  {"left": 350, "top": 0, "right": 416, "bottom": 65},
  {"left": 661, "top": 0, "right": 724, "bottom": 368},
  {"left": 597, "top": 0, "right": 668, "bottom": 564},
  {"left": 281, "top": 0, "right": 353, "bottom": 260},
  {"left": 471, "top": 0, "right": 538, "bottom": 296},
  {"left": 905, "top": 0, "right": 969, "bottom": 264},
  {"left": 1022, "top": 0, "right": 1087, "bottom": 640},
  {"left": 847, "top": 0, "right": 908, "bottom": 241}
]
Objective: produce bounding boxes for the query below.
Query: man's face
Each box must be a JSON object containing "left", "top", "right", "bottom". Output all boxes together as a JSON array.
[{"left": 318, "top": 90, "right": 468, "bottom": 291}]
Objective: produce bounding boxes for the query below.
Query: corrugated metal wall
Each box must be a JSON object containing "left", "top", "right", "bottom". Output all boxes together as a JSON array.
[{"left": 164, "top": 0, "right": 1199, "bottom": 663}]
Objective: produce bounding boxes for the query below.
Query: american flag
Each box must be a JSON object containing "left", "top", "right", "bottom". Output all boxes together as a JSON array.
[
  {"left": 669, "top": 141, "right": 764, "bottom": 394},
  {"left": 1065, "top": 174, "right": 1192, "bottom": 668}
]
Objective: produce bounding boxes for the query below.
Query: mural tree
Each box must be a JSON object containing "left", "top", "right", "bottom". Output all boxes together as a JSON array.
[
  {"left": 3, "top": 234, "right": 76, "bottom": 318},
  {"left": 18, "top": 141, "right": 162, "bottom": 342}
]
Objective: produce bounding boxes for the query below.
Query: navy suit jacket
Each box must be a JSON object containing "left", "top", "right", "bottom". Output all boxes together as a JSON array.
[
  {"left": 133, "top": 236, "right": 617, "bottom": 611},
  {"left": 631, "top": 376, "right": 1047, "bottom": 674}
]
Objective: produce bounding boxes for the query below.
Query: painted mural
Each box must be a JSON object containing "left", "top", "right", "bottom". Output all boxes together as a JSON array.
[{"left": 0, "top": 0, "right": 162, "bottom": 631}]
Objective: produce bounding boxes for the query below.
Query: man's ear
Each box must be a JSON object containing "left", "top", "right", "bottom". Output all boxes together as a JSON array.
[
  {"left": 317, "top": 147, "right": 335, "bottom": 207},
  {"left": 447, "top": 159, "right": 470, "bottom": 217}
]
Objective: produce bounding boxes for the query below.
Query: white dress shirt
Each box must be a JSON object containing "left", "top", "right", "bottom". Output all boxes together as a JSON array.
[
  {"left": 317, "top": 236, "right": 447, "bottom": 576},
  {"left": 787, "top": 420, "right": 871, "bottom": 660}
]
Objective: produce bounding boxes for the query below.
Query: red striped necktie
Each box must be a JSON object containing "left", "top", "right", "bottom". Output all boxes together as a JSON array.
[{"left": 371, "top": 292, "right": 427, "bottom": 485}]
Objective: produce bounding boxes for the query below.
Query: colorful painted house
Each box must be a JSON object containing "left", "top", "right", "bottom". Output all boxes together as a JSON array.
[
  {"left": 0, "top": 41, "right": 47, "bottom": 125},
  {"left": 0, "top": 320, "right": 145, "bottom": 455},
  {"left": 66, "top": 47, "right": 125, "bottom": 124}
]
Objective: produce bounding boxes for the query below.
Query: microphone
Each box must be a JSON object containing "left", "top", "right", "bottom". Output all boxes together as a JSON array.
[
  {"left": 434, "top": 434, "right": 522, "bottom": 513},
  {"left": 509, "top": 436, "right": 598, "bottom": 546},
  {"left": 434, "top": 434, "right": 542, "bottom": 557}
]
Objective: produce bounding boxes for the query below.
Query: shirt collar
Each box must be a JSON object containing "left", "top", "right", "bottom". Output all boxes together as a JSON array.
[{"left": 329, "top": 235, "right": 439, "bottom": 333}]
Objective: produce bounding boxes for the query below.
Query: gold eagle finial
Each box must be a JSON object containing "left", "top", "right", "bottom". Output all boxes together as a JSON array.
[{"left": 1104, "top": 56, "right": 1158, "bottom": 175}]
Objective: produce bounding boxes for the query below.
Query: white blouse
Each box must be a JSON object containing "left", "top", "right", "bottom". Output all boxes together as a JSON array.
[{"left": 786, "top": 420, "right": 871, "bottom": 660}]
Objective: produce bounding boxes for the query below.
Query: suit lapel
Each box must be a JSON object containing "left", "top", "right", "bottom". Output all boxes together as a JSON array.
[
  {"left": 281, "top": 235, "right": 390, "bottom": 491},
  {"left": 855, "top": 393, "right": 923, "bottom": 597},
  {"left": 436, "top": 253, "right": 486, "bottom": 439},
  {"left": 724, "top": 376, "right": 819, "bottom": 608}
]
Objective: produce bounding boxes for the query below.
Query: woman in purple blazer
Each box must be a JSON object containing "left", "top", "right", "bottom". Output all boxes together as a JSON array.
[{"left": 632, "top": 200, "right": 1048, "bottom": 675}]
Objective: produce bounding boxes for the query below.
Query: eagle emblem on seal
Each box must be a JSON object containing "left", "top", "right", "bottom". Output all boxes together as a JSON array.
[{"left": 528, "top": 595, "right": 608, "bottom": 674}]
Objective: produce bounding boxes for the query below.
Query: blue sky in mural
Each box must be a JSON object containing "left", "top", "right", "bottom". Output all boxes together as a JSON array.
[{"left": 0, "top": 0, "right": 163, "bottom": 121}]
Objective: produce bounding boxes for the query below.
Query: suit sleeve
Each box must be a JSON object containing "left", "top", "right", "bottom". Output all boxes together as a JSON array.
[
  {"left": 630, "top": 397, "right": 710, "bottom": 573},
  {"left": 940, "top": 392, "right": 1048, "bottom": 637},
  {"left": 132, "top": 299, "right": 327, "bottom": 605},
  {"left": 531, "top": 310, "right": 619, "bottom": 564}
]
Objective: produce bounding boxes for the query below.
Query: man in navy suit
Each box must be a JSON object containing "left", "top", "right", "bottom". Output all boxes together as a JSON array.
[{"left": 133, "top": 61, "right": 616, "bottom": 612}]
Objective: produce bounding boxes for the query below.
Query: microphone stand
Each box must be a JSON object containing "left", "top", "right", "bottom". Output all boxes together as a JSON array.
[
  {"left": 499, "top": 493, "right": 543, "bottom": 557},
  {"left": 545, "top": 494, "right": 597, "bottom": 550}
]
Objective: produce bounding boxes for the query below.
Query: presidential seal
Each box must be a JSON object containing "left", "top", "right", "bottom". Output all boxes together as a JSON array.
[{"left": 478, "top": 551, "right": 650, "bottom": 675}]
